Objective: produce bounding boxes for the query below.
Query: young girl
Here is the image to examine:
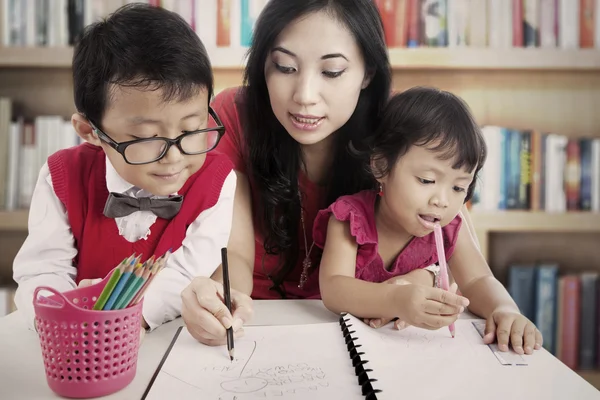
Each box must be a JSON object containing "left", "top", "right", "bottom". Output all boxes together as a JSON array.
[{"left": 314, "top": 87, "right": 543, "bottom": 355}]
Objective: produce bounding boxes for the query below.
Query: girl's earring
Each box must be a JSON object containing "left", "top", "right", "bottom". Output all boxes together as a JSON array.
[{"left": 378, "top": 183, "right": 384, "bottom": 197}]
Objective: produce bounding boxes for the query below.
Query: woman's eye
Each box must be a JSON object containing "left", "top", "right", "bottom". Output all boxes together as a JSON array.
[
  {"left": 273, "top": 63, "right": 296, "bottom": 74},
  {"left": 418, "top": 178, "right": 434, "bottom": 184},
  {"left": 323, "top": 70, "right": 346, "bottom": 78},
  {"left": 453, "top": 186, "right": 466, "bottom": 193}
]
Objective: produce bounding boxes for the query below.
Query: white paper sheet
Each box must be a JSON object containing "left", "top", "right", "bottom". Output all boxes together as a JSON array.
[
  {"left": 143, "top": 322, "right": 364, "bottom": 400},
  {"left": 344, "top": 314, "right": 494, "bottom": 400}
]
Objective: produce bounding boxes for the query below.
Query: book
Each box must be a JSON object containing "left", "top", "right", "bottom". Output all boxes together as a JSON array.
[{"left": 141, "top": 314, "right": 548, "bottom": 400}]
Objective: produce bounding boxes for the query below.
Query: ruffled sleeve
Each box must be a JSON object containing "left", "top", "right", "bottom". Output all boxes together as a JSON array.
[{"left": 313, "top": 190, "right": 378, "bottom": 252}]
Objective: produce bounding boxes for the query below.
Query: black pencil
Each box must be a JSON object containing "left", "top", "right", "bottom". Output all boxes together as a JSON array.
[{"left": 221, "top": 247, "right": 234, "bottom": 361}]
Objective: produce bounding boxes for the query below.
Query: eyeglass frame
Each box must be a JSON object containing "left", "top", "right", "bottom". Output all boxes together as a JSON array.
[{"left": 87, "top": 106, "right": 226, "bottom": 165}]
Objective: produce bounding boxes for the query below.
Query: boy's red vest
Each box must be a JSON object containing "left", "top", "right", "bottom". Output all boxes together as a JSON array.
[{"left": 47, "top": 143, "right": 233, "bottom": 283}]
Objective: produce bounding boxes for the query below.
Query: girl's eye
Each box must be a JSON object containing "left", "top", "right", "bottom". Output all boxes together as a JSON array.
[
  {"left": 323, "top": 69, "right": 346, "bottom": 78},
  {"left": 273, "top": 62, "right": 296, "bottom": 74},
  {"left": 453, "top": 186, "right": 466, "bottom": 193},
  {"left": 418, "top": 178, "right": 434, "bottom": 184}
]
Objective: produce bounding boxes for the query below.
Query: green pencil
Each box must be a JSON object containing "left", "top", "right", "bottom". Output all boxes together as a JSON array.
[{"left": 92, "top": 256, "right": 131, "bottom": 310}]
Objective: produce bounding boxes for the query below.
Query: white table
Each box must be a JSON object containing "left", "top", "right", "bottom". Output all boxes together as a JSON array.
[{"left": 0, "top": 300, "right": 598, "bottom": 399}]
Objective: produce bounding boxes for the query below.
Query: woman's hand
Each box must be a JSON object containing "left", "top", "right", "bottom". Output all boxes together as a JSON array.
[
  {"left": 181, "top": 277, "right": 254, "bottom": 346},
  {"left": 483, "top": 308, "right": 543, "bottom": 355}
]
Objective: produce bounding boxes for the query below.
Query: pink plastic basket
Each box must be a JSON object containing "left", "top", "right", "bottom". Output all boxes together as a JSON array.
[{"left": 33, "top": 271, "right": 144, "bottom": 399}]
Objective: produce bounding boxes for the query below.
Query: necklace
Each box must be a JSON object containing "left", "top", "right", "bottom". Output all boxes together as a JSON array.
[{"left": 298, "top": 190, "right": 315, "bottom": 289}]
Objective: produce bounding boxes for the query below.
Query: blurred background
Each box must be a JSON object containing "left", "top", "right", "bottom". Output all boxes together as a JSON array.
[{"left": 0, "top": 0, "right": 599, "bottom": 387}]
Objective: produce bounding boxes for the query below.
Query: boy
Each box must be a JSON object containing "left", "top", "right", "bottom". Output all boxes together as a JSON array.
[{"left": 13, "top": 4, "right": 237, "bottom": 332}]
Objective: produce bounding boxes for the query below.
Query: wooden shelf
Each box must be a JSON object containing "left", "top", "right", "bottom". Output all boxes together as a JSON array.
[
  {"left": 0, "top": 210, "right": 28, "bottom": 231},
  {"left": 578, "top": 370, "right": 600, "bottom": 390},
  {"left": 0, "top": 46, "right": 249, "bottom": 69},
  {"left": 472, "top": 211, "right": 600, "bottom": 233},
  {"left": 387, "top": 48, "right": 600, "bottom": 70},
  {"left": 2, "top": 47, "right": 600, "bottom": 70}
]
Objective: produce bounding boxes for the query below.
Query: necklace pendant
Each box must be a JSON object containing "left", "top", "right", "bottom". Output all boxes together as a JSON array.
[{"left": 298, "top": 257, "right": 312, "bottom": 289}]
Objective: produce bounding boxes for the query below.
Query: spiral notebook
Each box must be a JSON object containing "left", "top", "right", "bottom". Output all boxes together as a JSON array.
[{"left": 142, "top": 314, "right": 495, "bottom": 400}]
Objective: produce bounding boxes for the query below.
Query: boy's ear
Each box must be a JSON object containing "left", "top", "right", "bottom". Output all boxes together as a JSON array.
[{"left": 72, "top": 113, "right": 101, "bottom": 146}]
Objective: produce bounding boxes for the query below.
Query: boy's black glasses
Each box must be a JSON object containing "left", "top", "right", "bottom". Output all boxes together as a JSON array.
[{"left": 88, "top": 106, "right": 226, "bottom": 165}]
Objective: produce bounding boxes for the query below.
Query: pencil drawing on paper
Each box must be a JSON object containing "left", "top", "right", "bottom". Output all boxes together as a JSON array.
[{"left": 161, "top": 339, "right": 332, "bottom": 399}]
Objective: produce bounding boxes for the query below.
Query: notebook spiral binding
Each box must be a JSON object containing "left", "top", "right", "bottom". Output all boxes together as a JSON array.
[{"left": 340, "top": 313, "right": 382, "bottom": 399}]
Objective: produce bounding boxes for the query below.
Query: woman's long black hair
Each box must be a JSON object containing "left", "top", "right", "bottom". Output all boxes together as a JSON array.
[{"left": 242, "top": 0, "right": 392, "bottom": 293}]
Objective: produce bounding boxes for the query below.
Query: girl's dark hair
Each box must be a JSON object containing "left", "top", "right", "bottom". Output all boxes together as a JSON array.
[
  {"left": 242, "top": 0, "right": 391, "bottom": 293},
  {"left": 353, "top": 86, "right": 487, "bottom": 202}
]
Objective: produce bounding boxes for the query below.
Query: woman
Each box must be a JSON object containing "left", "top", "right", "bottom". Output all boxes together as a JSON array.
[{"left": 181, "top": 0, "right": 479, "bottom": 345}]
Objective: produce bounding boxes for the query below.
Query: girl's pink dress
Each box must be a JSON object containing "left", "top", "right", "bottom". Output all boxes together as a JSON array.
[{"left": 313, "top": 190, "right": 462, "bottom": 282}]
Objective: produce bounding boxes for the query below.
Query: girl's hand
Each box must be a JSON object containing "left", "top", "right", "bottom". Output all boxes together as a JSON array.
[
  {"left": 366, "top": 268, "right": 437, "bottom": 329},
  {"left": 392, "top": 282, "right": 469, "bottom": 330},
  {"left": 365, "top": 278, "right": 411, "bottom": 329},
  {"left": 483, "top": 308, "right": 543, "bottom": 355}
]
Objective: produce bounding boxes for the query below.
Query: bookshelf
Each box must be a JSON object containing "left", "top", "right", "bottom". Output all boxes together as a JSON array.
[
  {"left": 1, "top": 45, "right": 599, "bottom": 388},
  {"left": 1, "top": 46, "right": 599, "bottom": 272}
]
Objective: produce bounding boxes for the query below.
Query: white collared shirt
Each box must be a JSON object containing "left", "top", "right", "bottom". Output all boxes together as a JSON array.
[{"left": 13, "top": 156, "right": 237, "bottom": 331}]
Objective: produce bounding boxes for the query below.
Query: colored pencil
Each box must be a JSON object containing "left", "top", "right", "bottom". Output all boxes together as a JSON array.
[
  {"left": 92, "top": 256, "right": 131, "bottom": 310},
  {"left": 433, "top": 223, "right": 455, "bottom": 338},
  {"left": 103, "top": 257, "right": 136, "bottom": 310},
  {"left": 114, "top": 258, "right": 150, "bottom": 309},
  {"left": 125, "top": 260, "right": 154, "bottom": 307}
]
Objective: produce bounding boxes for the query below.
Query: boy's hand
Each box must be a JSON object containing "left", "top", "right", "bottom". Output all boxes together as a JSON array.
[
  {"left": 483, "top": 308, "right": 543, "bottom": 355},
  {"left": 77, "top": 278, "right": 102, "bottom": 287},
  {"left": 181, "top": 277, "right": 254, "bottom": 346},
  {"left": 392, "top": 282, "right": 468, "bottom": 330}
]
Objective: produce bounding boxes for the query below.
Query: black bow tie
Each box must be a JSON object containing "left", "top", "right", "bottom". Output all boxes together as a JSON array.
[{"left": 103, "top": 192, "right": 183, "bottom": 220}]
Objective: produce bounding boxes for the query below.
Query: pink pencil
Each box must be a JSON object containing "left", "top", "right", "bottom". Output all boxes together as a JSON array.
[{"left": 433, "top": 223, "right": 455, "bottom": 338}]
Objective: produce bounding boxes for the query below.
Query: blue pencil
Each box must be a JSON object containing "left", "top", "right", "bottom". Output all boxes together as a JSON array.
[{"left": 103, "top": 258, "right": 136, "bottom": 310}]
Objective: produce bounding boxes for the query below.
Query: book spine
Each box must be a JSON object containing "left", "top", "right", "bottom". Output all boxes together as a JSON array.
[
  {"left": 580, "top": 138, "right": 593, "bottom": 210},
  {"left": 513, "top": 0, "right": 524, "bottom": 46},
  {"left": 523, "top": 0, "right": 540, "bottom": 47},
  {"left": 534, "top": 264, "right": 558, "bottom": 355},
  {"left": 508, "top": 265, "right": 536, "bottom": 321},
  {"left": 216, "top": 0, "right": 231, "bottom": 47},
  {"left": 519, "top": 130, "right": 532, "bottom": 209},
  {"left": 580, "top": 0, "right": 596, "bottom": 48},
  {"left": 591, "top": 139, "right": 600, "bottom": 212},
  {"left": 579, "top": 273, "right": 598, "bottom": 369},
  {"left": 558, "top": 276, "right": 581, "bottom": 370},
  {"left": 565, "top": 139, "right": 581, "bottom": 211},
  {"left": 394, "top": 0, "right": 409, "bottom": 47},
  {"left": 407, "top": 0, "right": 421, "bottom": 47}
]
